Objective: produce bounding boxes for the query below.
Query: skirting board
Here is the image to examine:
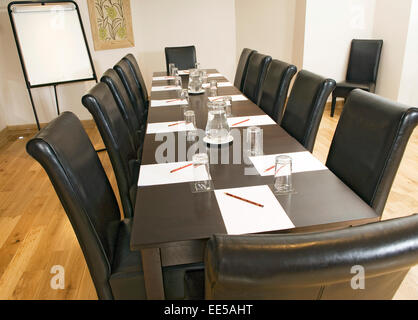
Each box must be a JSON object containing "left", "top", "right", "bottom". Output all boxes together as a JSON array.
[{"left": 0, "top": 119, "right": 96, "bottom": 149}]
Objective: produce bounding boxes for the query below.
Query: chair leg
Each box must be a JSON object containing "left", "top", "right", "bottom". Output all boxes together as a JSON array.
[{"left": 331, "top": 96, "right": 337, "bottom": 117}]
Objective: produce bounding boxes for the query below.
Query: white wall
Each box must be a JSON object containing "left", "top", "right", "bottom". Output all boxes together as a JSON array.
[
  {"left": 303, "top": 0, "right": 376, "bottom": 80},
  {"left": 292, "top": 0, "right": 307, "bottom": 70},
  {"left": 398, "top": 0, "right": 418, "bottom": 106},
  {"left": 235, "top": 0, "right": 296, "bottom": 63},
  {"left": 372, "top": 0, "right": 413, "bottom": 102},
  {"left": 0, "top": 0, "right": 237, "bottom": 127}
]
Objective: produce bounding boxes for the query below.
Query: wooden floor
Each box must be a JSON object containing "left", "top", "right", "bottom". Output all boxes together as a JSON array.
[{"left": 0, "top": 104, "right": 416, "bottom": 300}]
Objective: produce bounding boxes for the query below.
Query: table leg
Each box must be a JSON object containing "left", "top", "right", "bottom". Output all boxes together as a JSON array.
[{"left": 141, "top": 248, "right": 165, "bottom": 300}]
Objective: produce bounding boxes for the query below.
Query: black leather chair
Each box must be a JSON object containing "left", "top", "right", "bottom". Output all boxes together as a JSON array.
[
  {"left": 258, "top": 59, "right": 297, "bottom": 124},
  {"left": 123, "top": 53, "right": 149, "bottom": 108},
  {"left": 101, "top": 68, "right": 143, "bottom": 152},
  {"left": 281, "top": 70, "right": 336, "bottom": 152},
  {"left": 164, "top": 45, "right": 197, "bottom": 72},
  {"left": 234, "top": 48, "right": 257, "bottom": 91},
  {"left": 114, "top": 59, "right": 148, "bottom": 127},
  {"left": 203, "top": 214, "right": 418, "bottom": 300},
  {"left": 331, "top": 39, "right": 383, "bottom": 117},
  {"left": 26, "top": 112, "right": 202, "bottom": 300},
  {"left": 326, "top": 89, "right": 418, "bottom": 217},
  {"left": 242, "top": 53, "right": 272, "bottom": 104},
  {"left": 82, "top": 83, "right": 138, "bottom": 219}
]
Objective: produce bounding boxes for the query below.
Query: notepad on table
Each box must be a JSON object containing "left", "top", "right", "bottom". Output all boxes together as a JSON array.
[
  {"left": 150, "top": 99, "right": 189, "bottom": 107},
  {"left": 146, "top": 121, "right": 195, "bottom": 134},
  {"left": 151, "top": 85, "right": 182, "bottom": 92},
  {"left": 202, "top": 81, "right": 233, "bottom": 88},
  {"left": 152, "top": 76, "right": 175, "bottom": 81},
  {"left": 214, "top": 185, "right": 295, "bottom": 235},
  {"left": 208, "top": 94, "right": 248, "bottom": 102},
  {"left": 227, "top": 115, "right": 276, "bottom": 128},
  {"left": 138, "top": 161, "right": 210, "bottom": 187},
  {"left": 249, "top": 151, "right": 327, "bottom": 177}
]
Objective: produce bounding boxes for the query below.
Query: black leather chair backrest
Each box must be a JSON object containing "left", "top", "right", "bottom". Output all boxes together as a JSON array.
[
  {"left": 234, "top": 48, "right": 257, "bottom": 91},
  {"left": 346, "top": 39, "right": 383, "bottom": 84},
  {"left": 205, "top": 214, "right": 418, "bottom": 300},
  {"left": 101, "top": 68, "right": 142, "bottom": 150},
  {"left": 258, "top": 59, "right": 297, "bottom": 124},
  {"left": 326, "top": 89, "right": 418, "bottom": 216},
  {"left": 281, "top": 70, "right": 336, "bottom": 152},
  {"left": 26, "top": 112, "right": 121, "bottom": 300},
  {"left": 114, "top": 59, "right": 147, "bottom": 126},
  {"left": 123, "top": 53, "right": 149, "bottom": 106},
  {"left": 164, "top": 45, "right": 197, "bottom": 72},
  {"left": 242, "top": 53, "right": 272, "bottom": 104},
  {"left": 82, "top": 83, "right": 138, "bottom": 219}
]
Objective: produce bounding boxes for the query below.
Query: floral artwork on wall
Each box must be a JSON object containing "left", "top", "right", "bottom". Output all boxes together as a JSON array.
[{"left": 87, "top": 0, "right": 134, "bottom": 50}]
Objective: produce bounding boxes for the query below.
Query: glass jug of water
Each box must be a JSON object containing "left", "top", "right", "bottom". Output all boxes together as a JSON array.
[
  {"left": 188, "top": 69, "right": 203, "bottom": 93},
  {"left": 205, "top": 101, "right": 231, "bottom": 143}
]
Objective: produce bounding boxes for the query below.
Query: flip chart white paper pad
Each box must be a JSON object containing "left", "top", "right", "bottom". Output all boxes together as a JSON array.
[
  {"left": 215, "top": 185, "right": 295, "bottom": 235},
  {"left": 138, "top": 162, "right": 210, "bottom": 187},
  {"left": 249, "top": 152, "right": 327, "bottom": 176}
]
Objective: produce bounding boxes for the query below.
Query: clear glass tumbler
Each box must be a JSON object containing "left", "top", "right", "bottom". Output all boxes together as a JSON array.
[
  {"left": 191, "top": 153, "right": 213, "bottom": 193},
  {"left": 171, "top": 66, "right": 179, "bottom": 77},
  {"left": 274, "top": 155, "right": 293, "bottom": 194},
  {"left": 246, "top": 126, "right": 263, "bottom": 156},
  {"left": 168, "top": 63, "right": 176, "bottom": 75},
  {"left": 209, "top": 80, "right": 218, "bottom": 97},
  {"left": 223, "top": 96, "right": 232, "bottom": 117}
]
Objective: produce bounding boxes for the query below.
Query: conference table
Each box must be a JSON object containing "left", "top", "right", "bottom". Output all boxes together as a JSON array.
[{"left": 130, "top": 69, "right": 379, "bottom": 299}]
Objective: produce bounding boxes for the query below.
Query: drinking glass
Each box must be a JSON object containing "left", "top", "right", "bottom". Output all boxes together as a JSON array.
[
  {"left": 223, "top": 96, "right": 232, "bottom": 117},
  {"left": 191, "top": 153, "right": 213, "bottom": 193},
  {"left": 274, "top": 155, "right": 293, "bottom": 194},
  {"left": 168, "top": 63, "right": 176, "bottom": 75},
  {"left": 200, "top": 70, "right": 208, "bottom": 85},
  {"left": 179, "top": 88, "right": 189, "bottom": 101},
  {"left": 174, "top": 76, "right": 182, "bottom": 92},
  {"left": 171, "top": 67, "right": 179, "bottom": 77},
  {"left": 184, "top": 110, "right": 196, "bottom": 130},
  {"left": 209, "top": 80, "right": 218, "bottom": 97},
  {"left": 246, "top": 126, "right": 263, "bottom": 156}
]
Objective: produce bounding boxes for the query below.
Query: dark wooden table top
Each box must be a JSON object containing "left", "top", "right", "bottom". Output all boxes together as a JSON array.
[{"left": 130, "top": 70, "right": 379, "bottom": 250}]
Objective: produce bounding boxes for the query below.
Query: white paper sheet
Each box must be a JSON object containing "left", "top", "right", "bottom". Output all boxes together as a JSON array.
[
  {"left": 207, "top": 73, "right": 223, "bottom": 78},
  {"left": 227, "top": 115, "right": 276, "bottom": 128},
  {"left": 138, "top": 161, "right": 211, "bottom": 186},
  {"left": 152, "top": 75, "right": 175, "bottom": 81},
  {"left": 249, "top": 151, "right": 327, "bottom": 176},
  {"left": 215, "top": 185, "right": 295, "bottom": 235},
  {"left": 150, "top": 99, "right": 189, "bottom": 107},
  {"left": 178, "top": 70, "right": 190, "bottom": 75},
  {"left": 208, "top": 94, "right": 248, "bottom": 102},
  {"left": 202, "top": 81, "right": 233, "bottom": 88},
  {"left": 146, "top": 121, "right": 195, "bottom": 134},
  {"left": 151, "top": 85, "right": 182, "bottom": 92}
]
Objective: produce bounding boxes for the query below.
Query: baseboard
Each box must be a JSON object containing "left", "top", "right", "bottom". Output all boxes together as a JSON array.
[{"left": 0, "top": 119, "right": 96, "bottom": 148}]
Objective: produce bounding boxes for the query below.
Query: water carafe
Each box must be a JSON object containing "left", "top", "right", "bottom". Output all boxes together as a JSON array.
[
  {"left": 205, "top": 101, "right": 231, "bottom": 144},
  {"left": 188, "top": 69, "right": 203, "bottom": 93}
]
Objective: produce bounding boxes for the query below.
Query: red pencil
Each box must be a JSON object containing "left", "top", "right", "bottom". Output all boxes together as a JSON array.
[
  {"left": 168, "top": 121, "right": 185, "bottom": 127},
  {"left": 166, "top": 99, "right": 181, "bottom": 103},
  {"left": 170, "top": 163, "right": 193, "bottom": 173},
  {"left": 224, "top": 192, "right": 264, "bottom": 208},
  {"left": 264, "top": 164, "right": 286, "bottom": 174},
  {"left": 232, "top": 118, "right": 250, "bottom": 126}
]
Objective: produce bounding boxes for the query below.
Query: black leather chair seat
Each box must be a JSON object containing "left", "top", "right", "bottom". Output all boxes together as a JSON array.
[
  {"left": 333, "top": 81, "right": 374, "bottom": 98},
  {"left": 109, "top": 218, "right": 204, "bottom": 300}
]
